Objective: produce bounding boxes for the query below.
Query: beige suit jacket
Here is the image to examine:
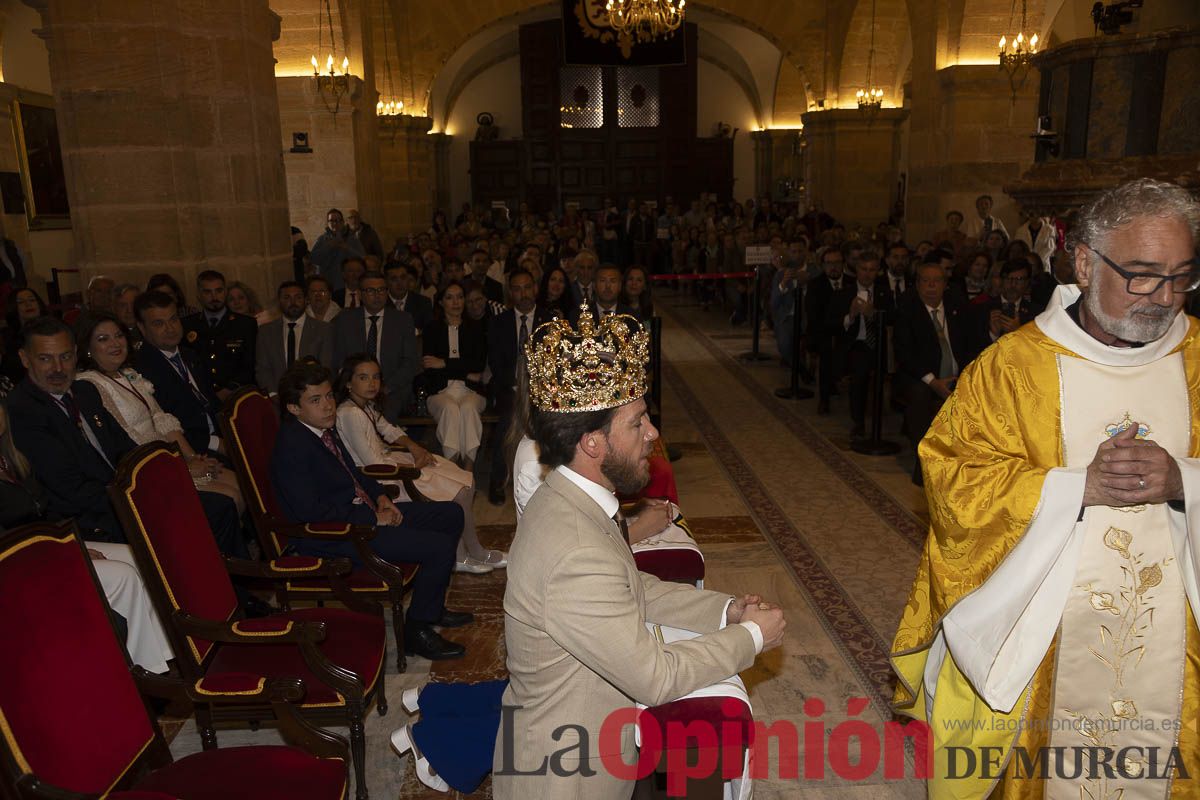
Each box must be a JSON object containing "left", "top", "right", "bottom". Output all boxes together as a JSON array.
[{"left": 493, "top": 468, "right": 757, "bottom": 800}]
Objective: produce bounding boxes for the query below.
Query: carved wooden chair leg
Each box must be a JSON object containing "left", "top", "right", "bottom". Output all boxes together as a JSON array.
[
  {"left": 348, "top": 707, "right": 369, "bottom": 800},
  {"left": 392, "top": 592, "right": 407, "bottom": 672},
  {"left": 197, "top": 706, "right": 218, "bottom": 750}
]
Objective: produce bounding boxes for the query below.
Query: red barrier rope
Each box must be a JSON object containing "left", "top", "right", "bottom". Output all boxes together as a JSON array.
[{"left": 650, "top": 271, "right": 754, "bottom": 281}]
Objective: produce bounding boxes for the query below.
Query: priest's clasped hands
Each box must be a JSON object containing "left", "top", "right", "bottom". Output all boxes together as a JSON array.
[
  {"left": 1084, "top": 421, "right": 1184, "bottom": 508},
  {"left": 727, "top": 593, "right": 787, "bottom": 651}
]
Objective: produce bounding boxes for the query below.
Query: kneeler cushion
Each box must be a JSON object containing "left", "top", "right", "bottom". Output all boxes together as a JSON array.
[
  {"left": 135, "top": 745, "right": 346, "bottom": 799},
  {"left": 633, "top": 549, "right": 705, "bottom": 584}
]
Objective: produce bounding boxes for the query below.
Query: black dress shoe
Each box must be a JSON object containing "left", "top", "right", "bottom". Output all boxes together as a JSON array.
[
  {"left": 242, "top": 595, "right": 276, "bottom": 619},
  {"left": 404, "top": 625, "right": 466, "bottom": 660},
  {"left": 436, "top": 609, "right": 474, "bottom": 628},
  {"left": 488, "top": 483, "right": 505, "bottom": 506}
]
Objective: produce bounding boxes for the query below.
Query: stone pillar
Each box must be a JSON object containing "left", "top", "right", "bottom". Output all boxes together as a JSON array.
[
  {"left": 378, "top": 115, "right": 434, "bottom": 239},
  {"left": 906, "top": 64, "right": 1038, "bottom": 240},
  {"left": 801, "top": 109, "right": 909, "bottom": 227},
  {"left": 751, "top": 130, "right": 773, "bottom": 199},
  {"left": 30, "top": 0, "right": 292, "bottom": 299},
  {"left": 430, "top": 132, "right": 453, "bottom": 217}
]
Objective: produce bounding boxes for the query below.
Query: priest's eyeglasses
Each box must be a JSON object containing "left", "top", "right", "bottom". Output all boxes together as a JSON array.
[{"left": 1089, "top": 245, "right": 1200, "bottom": 295}]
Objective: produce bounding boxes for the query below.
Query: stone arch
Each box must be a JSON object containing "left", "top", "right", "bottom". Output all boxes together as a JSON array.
[
  {"left": 773, "top": 59, "right": 808, "bottom": 127},
  {"left": 835, "top": 0, "right": 912, "bottom": 108}
]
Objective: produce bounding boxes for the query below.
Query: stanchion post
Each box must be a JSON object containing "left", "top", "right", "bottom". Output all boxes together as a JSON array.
[
  {"left": 738, "top": 267, "right": 772, "bottom": 363},
  {"left": 851, "top": 310, "right": 901, "bottom": 455},
  {"left": 774, "top": 282, "right": 813, "bottom": 400}
]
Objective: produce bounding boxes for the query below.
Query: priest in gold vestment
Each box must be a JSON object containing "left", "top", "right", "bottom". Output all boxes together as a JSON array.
[{"left": 891, "top": 179, "right": 1200, "bottom": 800}]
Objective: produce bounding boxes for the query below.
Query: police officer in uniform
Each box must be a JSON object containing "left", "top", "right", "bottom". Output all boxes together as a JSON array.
[{"left": 181, "top": 270, "right": 257, "bottom": 401}]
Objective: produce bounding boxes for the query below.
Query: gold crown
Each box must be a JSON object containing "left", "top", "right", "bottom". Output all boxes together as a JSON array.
[{"left": 526, "top": 305, "right": 650, "bottom": 413}]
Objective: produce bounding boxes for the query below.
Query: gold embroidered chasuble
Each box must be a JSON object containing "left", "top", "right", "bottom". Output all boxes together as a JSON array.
[{"left": 890, "top": 288, "right": 1200, "bottom": 800}]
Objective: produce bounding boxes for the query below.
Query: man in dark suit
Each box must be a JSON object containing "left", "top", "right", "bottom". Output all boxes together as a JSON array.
[
  {"left": 269, "top": 362, "right": 470, "bottom": 660},
  {"left": 256, "top": 280, "right": 333, "bottom": 394},
  {"left": 181, "top": 270, "right": 257, "bottom": 400},
  {"left": 568, "top": 249, "right": 598, "bottom": 308},
  {"left": 384, "top": 261, "right": 434, "bottom": 331},
  {"left": 9, "top": 316, "right": 244, "bottom": 554},
  {"left": 892, "top": 262, "right": 973, "bottom": 484},
  {"left": 972, "top": 260, "right": 1040, "bottom": 358},
  {"left": 331, "top": 256, "right": 366, "bottom": 311},
  {"left": 332, "top": 270, "right": 418, "bottom": 419},
  {"left": 590, "top": 264, "right": 637, "bottom": 320},
  {"left": 133, "top": 291, "right": 225, "bottom": 456},
  {"left": 485, "top": 269, "right": 551, "bottom": 505},
  {"left": 805, "top": 247, "right": 847, "bottom": 415},
  {"left": 826, "top": 250, "right": 895, "bottom": 438},
  {"left": 468, "top": 248, "right": 505, "bottom": 304}
]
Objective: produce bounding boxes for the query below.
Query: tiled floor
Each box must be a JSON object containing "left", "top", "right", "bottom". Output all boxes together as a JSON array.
[{"left": 167, "top": 292, "right": 930, "bottom": 798}]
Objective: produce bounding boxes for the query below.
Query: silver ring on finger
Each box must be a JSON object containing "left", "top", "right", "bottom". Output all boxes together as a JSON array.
[{"left": 1138, "top": 478, "right": 1146, "bottom": 489}]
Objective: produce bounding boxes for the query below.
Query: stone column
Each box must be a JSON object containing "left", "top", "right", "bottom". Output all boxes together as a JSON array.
[
  {"left": 29, "top": 0, "right": 292, "bottom": 299},
  {"left": 906, "top": 64, "right": 1038, "bottom": 240},
  {"left": 801, "top": 109, "right": 909, "bottom": 227},
  {"left": 751, "top": 130, "right": 773, "bottom": 199},
  {"left": 430, "top": 132, "right": 453, "bottom": 217},
  {"left": 378, "top": 115, "right": 434, "bottom": 239}
]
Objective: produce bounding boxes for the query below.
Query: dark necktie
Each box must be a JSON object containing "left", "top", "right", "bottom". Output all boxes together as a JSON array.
[
  {"left": 366, "top": 314, "right": 380, "bottom": 358},
  {"left": 208, "top": 316, "right": 218, "bottom": 329},
  {"left": 863, "top": 289, "right": 878, "bottom": 350},
  {"left": 286, "top": 321, "right": 297, "bottom": 366},
  {"left": 518, "top": 313, "right": 530, "bottom": 350},
  {"left": 348, "top": 291, "right": 358, "bottom": 309},
  {"left": 931, "top": 308, "right": 954, "bottom": 378},
  {"left": 320, "top": 429, "right": 374, "bottom": 506}
]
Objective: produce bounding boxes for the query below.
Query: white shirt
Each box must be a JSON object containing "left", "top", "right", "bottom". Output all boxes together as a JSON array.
[
  {"left": 362, "top": 311, "right": 385, "bottom": 360},
  {"left": 343, "top": 289, "right": 361, "bottom": 309},
  {"left": 281, "top": 313, "right": 307, "bottom": 357},
  {"left": 555, "top": 465, "right": 764, "bottom": 653},
  {"left": 965, "top": 213, "right": 1009, "bottom": 242},
  {"left": 843, "top": 283, "right": 874, "bottom": 340}
]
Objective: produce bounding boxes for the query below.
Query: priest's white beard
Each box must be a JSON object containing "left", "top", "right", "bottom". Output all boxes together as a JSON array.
[{"left": 1082, "top": 287, "right": 1176, "bottom": 344}]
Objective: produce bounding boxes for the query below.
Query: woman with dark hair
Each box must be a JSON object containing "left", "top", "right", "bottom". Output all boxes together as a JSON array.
[
  {"left": 74, "top": 312, "right": 244, "bottom": 512},
  {"left": 621, "top": 265, "right": 654, "bottom": 322},
  {"left": 334, "top": 354, "right": 503, "bottom": 573},
  {"left": 145, "top": 273, "right": 197, "bottom": 317},
  {"left": 1, "top": 287, "right": 49, "bottom": 383},
  {"left": 431, "top": 210, "right": 450, "bottom": 236},
  {"left": 951, "top": 250, "right": 993, "bottom": 303},
  {"left": 421, "top": 282, "right": 488, "bottom": 470},
  {"left": 537, "top": 265, "right": 574, "bottom": 321}
]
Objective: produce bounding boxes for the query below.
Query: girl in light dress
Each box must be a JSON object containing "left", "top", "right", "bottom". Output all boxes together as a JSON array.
[
  {"left": 333, "top": 354, "right": 505, "bottom": 574},
  {"left": 75, "top": 313, "right": 244, "bottom": 513}
]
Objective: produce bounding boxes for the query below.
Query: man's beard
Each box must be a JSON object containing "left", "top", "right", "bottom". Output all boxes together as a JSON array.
[
  {"left": 1082, "top": 288, "right": 1176, "bottom": 344},
  {"left": 601, "top": 445, "right": 649, "bottom": 496}
]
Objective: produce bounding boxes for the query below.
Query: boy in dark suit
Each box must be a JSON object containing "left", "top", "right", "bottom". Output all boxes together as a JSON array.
[{"left": 269, "top": 361, "right": 471, "bottom": 660}]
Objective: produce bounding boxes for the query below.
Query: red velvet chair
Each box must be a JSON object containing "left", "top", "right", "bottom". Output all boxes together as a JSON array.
[
  {"left": 219, "top": 386, "right": 419, "bottom": 670},
  {"left": 621, "top": 439, "right": 705, "bottom": 586},
  {"left": 108, "top": 443, "right": 388, "bottom": 800},
  {"left": 0, "top": 521, "right": 350, "bottom": 800}
]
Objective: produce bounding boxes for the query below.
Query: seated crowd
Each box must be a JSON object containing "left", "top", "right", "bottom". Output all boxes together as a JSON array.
[{"left": 0, "top": 192, "right": 1088, "bottom": 753}]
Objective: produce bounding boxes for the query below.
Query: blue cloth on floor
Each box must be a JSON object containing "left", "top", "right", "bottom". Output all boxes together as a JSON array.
[{"left": 410, "top": 679, "right": 508, "bottom": 793}]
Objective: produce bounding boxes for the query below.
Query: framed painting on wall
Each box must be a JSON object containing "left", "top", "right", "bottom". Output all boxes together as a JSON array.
[{"left": 11, "top": 97, "right": 70, "bottom": 229}]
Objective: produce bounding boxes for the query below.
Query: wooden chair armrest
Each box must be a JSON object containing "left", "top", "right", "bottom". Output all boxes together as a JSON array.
[
  {"left": 272, "top": 520, "right": 379, "bottom": 542},
  {"left": 361, "top": 463, "right": 422, "bottom": 481},
  {"left": 173, "top": 613, "right": 366, "bottom": 699},
  {"left": 222, "top": 555, "right": 353, "bottom": 580},
  {"left": 13, "top": 775, "right": 91, "bottom": 800},
  {"left": 173, "top": 611, "right": 326, "bottom": 645},
  {"left": 269, "top": 678, "right": 352, "bottom": 762}
]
